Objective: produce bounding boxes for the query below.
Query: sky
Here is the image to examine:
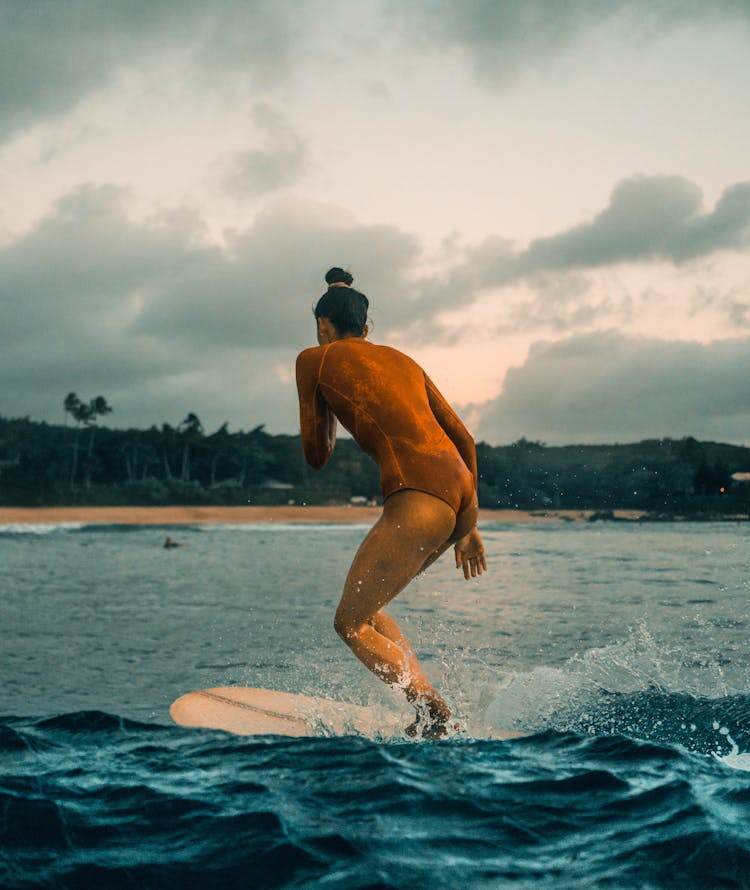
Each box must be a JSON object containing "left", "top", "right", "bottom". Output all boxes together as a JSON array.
[{"left": 1, "top": 0, "right": 749, "bottom": 445}]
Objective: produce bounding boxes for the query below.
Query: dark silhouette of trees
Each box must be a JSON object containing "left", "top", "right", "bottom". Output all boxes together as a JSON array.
[
  {"left": 693, "top": 461, "right": 733, "bottom": 496},
  {"left": 63, "top": 393, "right": 113, "bottom": 490},
  {"left": 1, "top": 408, "right": 749, "bottom": 514}
]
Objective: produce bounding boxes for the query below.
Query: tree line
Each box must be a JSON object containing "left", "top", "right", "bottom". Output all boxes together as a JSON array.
[{"left": 0, "top": 394, "right": 748, "bottom": 515}]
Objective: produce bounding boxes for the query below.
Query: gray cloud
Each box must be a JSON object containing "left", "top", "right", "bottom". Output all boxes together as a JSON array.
[
  {"left": 222, "top": 104, "right": 309, "bottom": 197},
  {"left": 4, "top": 180, "right": 747, "bottom": 443},
  {"left": 0, "top": 185, "right": 422, "bottom": 430},
  {"left": 518, "top": 178, "right": 750, "bottom": 272},
  {"left": 406, "top": 176, "right": 750, "bottom": 339},
  {"left": 502, "top": 271, "right": 631, "bottom": 334},
  {"left": 132, "top": 201, "right": 422, "bottom": 349},
  {"left": 728, "top": 298, "right": 750, "bottom": 329},
  {"left": 468, "top": 176, "right": 750, "bottom": 287},
  {"left": 398, "top": 1, "right": 750, "bottom": 86},
  {"left": 475, "top": 331, "right": 750, "bottom": 445},
  {"left": 5, "top": 0, "right": 749, "bottom": 147},
  {"left": 0, "top": 1, "right": 302, "bottom": 142}
]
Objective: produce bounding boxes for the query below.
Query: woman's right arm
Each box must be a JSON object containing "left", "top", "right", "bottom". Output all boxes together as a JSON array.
[{"left": 296, "top": 348, "right": 336, "bottom": 469}]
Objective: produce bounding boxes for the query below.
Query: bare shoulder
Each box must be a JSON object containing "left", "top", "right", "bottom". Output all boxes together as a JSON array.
[{"left": 296, "top": 345, "right": 324, "bottom": 372}]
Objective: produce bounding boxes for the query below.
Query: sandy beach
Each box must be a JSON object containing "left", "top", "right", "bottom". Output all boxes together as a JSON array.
[{"left": 0, "top": 505, "right": 647, "bottom": 525}]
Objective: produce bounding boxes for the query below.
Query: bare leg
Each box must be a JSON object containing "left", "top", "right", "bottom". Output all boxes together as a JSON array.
[
  {"left": 365, "top": 610, "right": 447, "bottom": 734},
  {"left": 368, "top": 610, "right": 418, "bottom": 664},
  {"left": 334, "top": 490, "right": 458, "bottom": 733}
]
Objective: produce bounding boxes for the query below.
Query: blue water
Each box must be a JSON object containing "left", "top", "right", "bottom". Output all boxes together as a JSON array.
[{"left": 2, "top": 519, "right": 750, "bottom": 888}]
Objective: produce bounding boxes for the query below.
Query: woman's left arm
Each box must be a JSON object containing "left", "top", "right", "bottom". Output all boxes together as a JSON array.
[
  {"left": 424, "top": 373, "right": 478, "bottom": 490},
  {"left": 296, "top": 348, "right": 337, "bottom": 469}
]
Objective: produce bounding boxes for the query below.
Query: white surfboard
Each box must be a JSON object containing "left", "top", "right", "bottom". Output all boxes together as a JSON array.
[
  {"left": 170, "top": 686, "right": 385, "bottom": 737},
  {"left": 169, "top": 685, "right": 527, "bottom": 740}
]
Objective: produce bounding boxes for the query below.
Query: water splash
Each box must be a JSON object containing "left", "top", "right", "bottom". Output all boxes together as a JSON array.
[{"left": 440, "top": 619, "right": 750, "bottom": 756}]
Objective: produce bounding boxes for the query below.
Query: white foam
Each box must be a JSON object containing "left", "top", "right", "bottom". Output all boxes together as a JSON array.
[
  {"left": 208, "top": 522, "right": 372, "bottom": 532},
  {"left": 716, "top": 752, "right": 750, "bottom": 771},
  {"left": 0, "top": 522, "right": 86, "bottom": 535},
  {"left": 713, "top": 731, "right": 750, "bottom": 771},
  {"left": 476, "top": 619, "right": 748, "bottom": 738}
]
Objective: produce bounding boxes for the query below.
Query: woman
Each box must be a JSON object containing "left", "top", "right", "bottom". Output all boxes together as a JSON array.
[{"left": 296, "top": 268, "right": 487, "bottom": 738}]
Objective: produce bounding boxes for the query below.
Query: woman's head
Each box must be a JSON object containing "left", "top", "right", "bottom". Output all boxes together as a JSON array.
[{"left": 314, "top": 267, "right": 369, "bottom": 343}]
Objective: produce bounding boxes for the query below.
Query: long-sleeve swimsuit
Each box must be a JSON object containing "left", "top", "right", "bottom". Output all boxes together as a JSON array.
[{"left": 295, "top": 339, "right": 477, "bottom": 515}]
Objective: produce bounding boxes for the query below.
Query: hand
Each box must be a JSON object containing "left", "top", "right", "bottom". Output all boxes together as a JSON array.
[{"left": 454, "top": 527, "right": 487, "bottom": 580}]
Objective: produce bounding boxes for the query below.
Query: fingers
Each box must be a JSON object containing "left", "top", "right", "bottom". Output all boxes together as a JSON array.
[
  {"left": 454, "top": 536, "right": 488, "bottom": 580},
  {"left": 457, "top": 551, "right": 486, "bottom": 580}
]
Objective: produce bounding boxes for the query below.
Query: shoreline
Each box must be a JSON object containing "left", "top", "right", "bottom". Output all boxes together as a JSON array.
[{"left": 0, "top": 505, "right": 652, "bottom": 525}]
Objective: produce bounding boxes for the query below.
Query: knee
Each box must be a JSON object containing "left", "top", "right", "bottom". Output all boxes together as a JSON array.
[
  {"left": 334, "top": 608, "right": 354, "bottom": 642},
  {"left": 334, "top": 608, "right": 365, "bottom": 644}
]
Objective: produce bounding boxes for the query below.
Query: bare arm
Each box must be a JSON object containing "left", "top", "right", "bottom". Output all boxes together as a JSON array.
[
  {"left": 423, "top": 372, "right": 486, "bottom": 578},
  {"left": 296, "top": 348, "right": 337, "bottom": 469},
  {"left": 423, "top": 372, "right": 478, "bottom": 490}
]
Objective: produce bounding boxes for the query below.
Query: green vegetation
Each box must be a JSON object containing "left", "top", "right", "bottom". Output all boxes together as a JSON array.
[
  {"left": 1, "top": 397, "right": 748, "bottom": 517},
  {"left": 475, "top": 437, "right": 748, "bottom": 517}
]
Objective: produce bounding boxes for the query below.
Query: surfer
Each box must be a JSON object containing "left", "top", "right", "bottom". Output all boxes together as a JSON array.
[{"left": 296, "top": 268, "right": 487, "bottom": 738}]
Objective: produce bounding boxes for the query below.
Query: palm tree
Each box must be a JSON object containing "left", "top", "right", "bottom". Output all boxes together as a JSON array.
[
  {"left": 63, "top": 393, "right": 113, "bottom": 490},
  {"left": 207, "top": 421, "right": 230, "bottom": 488},
  {"left": 83, "top": 396, "right": 113, "bottom": 488},
  {"left": 63, "top": 393, "right": 89, "bottom": 490},
  {"left": 177, "top": 413, "right": 203, "bottom": 482}
]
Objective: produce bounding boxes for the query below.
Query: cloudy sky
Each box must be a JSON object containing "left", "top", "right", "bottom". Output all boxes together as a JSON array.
[{"left": 2, "top": 1, "right": 749, "bottom": 445}]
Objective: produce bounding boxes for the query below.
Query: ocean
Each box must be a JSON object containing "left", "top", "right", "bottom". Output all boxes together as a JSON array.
[{"left": 2, "top": 518, "right": 750, "bottom": 888}]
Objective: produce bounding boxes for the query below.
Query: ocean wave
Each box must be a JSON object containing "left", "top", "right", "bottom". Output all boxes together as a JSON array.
[
  {"left": 0, "top": 521, "right": 374, "bottom": 538},
  {"left": 0, "top": 521, "right": 174, "bottom": 536},
  {"left": 2, "top": 713, "right": 750, "bottom": 888},
  {"left": 0, "top": 521, "right": 86, "bottom": 536},
  {"left": 207, "top": 522, "right": 373, "bottom": 532}
]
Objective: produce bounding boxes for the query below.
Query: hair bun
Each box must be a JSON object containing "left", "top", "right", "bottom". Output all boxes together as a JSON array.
[{"left": 325, "top": 267, "right": 354, "bottom": 287}]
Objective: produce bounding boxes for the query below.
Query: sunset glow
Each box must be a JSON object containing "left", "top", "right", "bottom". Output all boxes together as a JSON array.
[{"left": 1, "top": 2, "right": 748, "bottom": 444}]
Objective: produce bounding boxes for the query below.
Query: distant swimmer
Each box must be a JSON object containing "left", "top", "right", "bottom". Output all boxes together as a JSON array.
[
  {"left": 163, "top": 536, "right": 185, "bottom": 549},
  {"left": 296, "top": 267, "right": 486, "bottom": 739}
]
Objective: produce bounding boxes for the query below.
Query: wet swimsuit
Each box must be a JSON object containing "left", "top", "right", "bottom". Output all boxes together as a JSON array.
[{"left": 295, "top": 338, "right": 477, "bottom": 515}]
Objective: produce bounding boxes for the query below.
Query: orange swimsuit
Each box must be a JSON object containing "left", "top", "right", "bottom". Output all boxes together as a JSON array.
[{"left": 295, "top": 338, "right": 477, "bottom": 515}]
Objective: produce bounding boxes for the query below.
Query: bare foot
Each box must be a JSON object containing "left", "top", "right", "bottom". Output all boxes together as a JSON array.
[{"left": 404, "top": 698, "right": 457, "bottom": 740}]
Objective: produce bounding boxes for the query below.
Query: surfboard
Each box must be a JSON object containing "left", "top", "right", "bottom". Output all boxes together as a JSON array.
[
  {"left": 169, "top": 686, "right": 385, "bottom": 737},
  {"left": 169, "top": 685, "right": 527, "bottom": 740}
]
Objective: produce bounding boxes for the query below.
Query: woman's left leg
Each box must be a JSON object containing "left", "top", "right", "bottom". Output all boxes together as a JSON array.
[
  {"left": 367, "top": 610, "right": 419, "bottom": 668},
  {"left": 333, "top": 490, "right": 456, "bottom": 724}
]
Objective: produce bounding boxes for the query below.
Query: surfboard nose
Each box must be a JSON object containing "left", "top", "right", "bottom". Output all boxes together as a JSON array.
[{"left": 169, "top": 692, "right": 198, "bottom": 727}]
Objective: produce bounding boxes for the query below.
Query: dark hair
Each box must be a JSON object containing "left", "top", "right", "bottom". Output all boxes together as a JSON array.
[
  {"left": 314, "top": 267, "right": 369, "bottom": 336},
  {"left": 325, "top": 267, "right": 354, "bottom": 286}
]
